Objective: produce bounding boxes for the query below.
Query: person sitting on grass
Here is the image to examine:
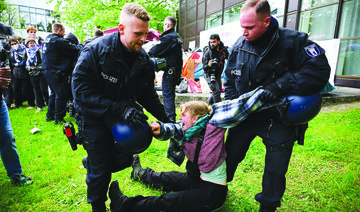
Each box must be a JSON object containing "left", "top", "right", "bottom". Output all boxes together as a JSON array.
[{"left": 109, "top": 101, "right": 228, "bottom": 212}]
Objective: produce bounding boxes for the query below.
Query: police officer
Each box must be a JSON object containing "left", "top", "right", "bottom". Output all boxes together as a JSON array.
[
  {"left": 202, "top": 34, "right": 228, "bottom": 105},
  {"left": 149, "top": 16, "right": 183, "bottom": 123},
  {"left": 42, "top": 23, "right": 81, "bottom": 124},
  {"left": 223, "top": 0, "right": 331, "bottom": 211},
  {"left": 72, "top": 3, "right": 171, "bottom": 211}
]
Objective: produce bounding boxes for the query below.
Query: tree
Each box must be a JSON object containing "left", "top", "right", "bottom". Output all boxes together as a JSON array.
[
  {"left": 0, "top": 0, "right": 18, "bottom": 27},
  {"left": 50, "top": 0, "right": 179, "bottom": 41}
]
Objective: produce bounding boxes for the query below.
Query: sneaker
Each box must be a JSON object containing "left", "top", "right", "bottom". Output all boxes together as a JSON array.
[
  {"left": 11, "top": 174, "right": 33, "bottom": 187},
  {"left": 109, "top": 180, "right": 128, "bottom": 212},
  {"left": 27, "top": 106, "right": 35, "bottom": 110},
  {"left": 35, "top": 107, "right": 43, "bottom": 113},
  {"left": 45, "top": 115, "right": 54, "bottom": 122},
  {"left": 82, "top": 156, "right": 88, "bottom": 169},
  {"left": 10, "top": 105, "right": 20, "bottom": 109},
  {"left": 54, "top": 119, "right": 66, "bottom": 125},
  {"left": 130, "top": 154, "right": 145, "bottom": 181}
]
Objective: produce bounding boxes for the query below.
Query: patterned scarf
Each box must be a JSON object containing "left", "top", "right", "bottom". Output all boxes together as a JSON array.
[{"left": 26, "top": 46, "right": 38, "bottom": 70}]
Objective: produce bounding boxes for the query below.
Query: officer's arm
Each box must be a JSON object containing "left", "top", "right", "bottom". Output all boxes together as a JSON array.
[
  {"left": 276, "top": 36, "right": 330, "bottom": 96},
  {"left": 55, "top": 39, "right": 81, "bottom": 58}
]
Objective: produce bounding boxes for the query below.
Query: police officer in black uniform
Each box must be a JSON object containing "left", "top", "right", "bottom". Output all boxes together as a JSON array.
[
  {"left": 42, "top": 23, "right": 81, "bottom": 124},
  {"left": 224, "top": 1, "right": 331, "bottom": 211},
  {"left": 149, "top": 16, "right": 183, "bottom": 122},
  {"left": 72, "top": 3, "right": 171, "bottom": 211}
]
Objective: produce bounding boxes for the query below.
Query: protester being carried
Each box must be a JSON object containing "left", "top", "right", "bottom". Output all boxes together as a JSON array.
[{"left": 109, "top": 101, "right": 228, "bottom": 212}]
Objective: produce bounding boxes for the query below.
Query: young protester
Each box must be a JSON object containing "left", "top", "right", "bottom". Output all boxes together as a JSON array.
[
  {"left": 25, "top": 38, "right": 48, "bottom": 113},
  {"left": 109, "top": 101, "right": 228, "bottom": 212}
]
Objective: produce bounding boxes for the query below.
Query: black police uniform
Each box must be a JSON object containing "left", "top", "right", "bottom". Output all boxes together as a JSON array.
[
  {"left": 72, "top": 31, "right": 170, "bottom": 209},
  {"left": 149, "top": 28, "right": 183, "bottom": 122},
  {"left": 42, "top": 33, "right": 80, "bottom": 122},
  {"left": 224, "top": 17, "right": 330, "bottom": 210}
]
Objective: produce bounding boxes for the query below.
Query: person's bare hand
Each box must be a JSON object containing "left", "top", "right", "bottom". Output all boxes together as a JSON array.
[
  {"left": 0, "top": 78, "right": 11, "bottom": 89},
  {"left": 150, "top": 121, "right": 160, "bottom": 135},
  {"left": 0, "top": 67, "right": 11, "bottom": 78}
]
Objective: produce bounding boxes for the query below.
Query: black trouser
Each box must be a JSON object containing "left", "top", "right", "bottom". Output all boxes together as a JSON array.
[
  {"left": 225, "top": 110, "right": 295, "bottom": 208},
  {"left": 12, "top": 76, "right": 35, "bottom": 107},
  {"left": 122, "top": 168, "right": 228, "bottom": 212},
  {"left": 30, "top": 74, "right": 49, "bottom": 108}
]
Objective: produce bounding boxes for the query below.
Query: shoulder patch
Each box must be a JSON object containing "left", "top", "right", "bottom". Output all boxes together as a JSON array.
[{"left": 304, "top": 44, "right": 320, "bottom": 57}]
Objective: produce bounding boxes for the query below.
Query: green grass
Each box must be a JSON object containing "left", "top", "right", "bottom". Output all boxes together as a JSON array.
[{"left": 0, "top": 103, "right": 359, "bottom": 211}]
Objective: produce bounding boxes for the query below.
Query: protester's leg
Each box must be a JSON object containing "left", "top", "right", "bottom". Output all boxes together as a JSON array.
[
  {"left": 161, "top": 71, "right": 177, "bottom": 122},
  {"left": 30, "top": 76, "right": 45, "bottom": 108},
  {"left": 0, "top": 99, "right": 22, "bottom": 178},
  {"left": 12, "top": 77, "right": 23, "bottom": 107},
  {"left": 22, "top": 78, "right": 35, "bottom": 107},
  {"left": 39, "top": 74, "right": 49, "bottom": 106},
  {"left": 4, "top": 80, "right": 14, "bottom": 108},
  {"left": 110, "top": 178, "right": 228, "bottom": 212},
  {"left": 255, "top": 117, "right": 296, "bottom": 209}
]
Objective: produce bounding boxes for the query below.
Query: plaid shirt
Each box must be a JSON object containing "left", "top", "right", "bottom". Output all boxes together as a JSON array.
[{"left": 209, "top": 87, "right": 286, "bottom": 128}]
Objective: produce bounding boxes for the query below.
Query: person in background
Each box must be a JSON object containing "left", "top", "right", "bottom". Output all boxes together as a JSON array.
[
  {"left": 223, "top": 0, "right": 331, "bottom": 211},
  {"left": 109, "top": 101, "right": 228, "bottom": 212},
  {"left": 25, "top": 26, "right": 43, "bottom": 47},
  {"left": 24, "top": 38, "right": 48, "bottom": 113},
  {"left": 202, "top": 33, "right": 229, "bottom": 105},
  {"left": 149, "top": 16, "right": 183, "bottom": 123},
  {"left": 0, "top": 22, "right": 33, "bottom": 187},
  {"left": 72, "top": 3, "right": 171, "bottom": 211},
  {"left": 9, "top": 37, "right": 36, "bottom": 109},
  {"left": 42, "top": 23, "right": 81, "bottom": 125}
]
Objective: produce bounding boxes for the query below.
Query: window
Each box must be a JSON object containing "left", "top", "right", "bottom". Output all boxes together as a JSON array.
[
  {"left": 298, "top": 1, "right": 338, "bottom": 41},
  {"left": 223, "top": 3, "right": 242, "bottom": 25},
  {"left": 206, "top": 11, "right": 222, "bottom": 30}
]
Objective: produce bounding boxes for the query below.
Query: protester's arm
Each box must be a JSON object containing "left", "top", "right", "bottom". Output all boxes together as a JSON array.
[{"left": 150, "top": 121, "right": 184, "bottom": 141}]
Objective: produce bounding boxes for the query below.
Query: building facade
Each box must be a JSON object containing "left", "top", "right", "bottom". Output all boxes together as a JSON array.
[
  {"left": 5, "top": 0, "right": 59, "bottom": 39},
  {"left": 179, "top": 0, "right": 360, "bottom": 88}
]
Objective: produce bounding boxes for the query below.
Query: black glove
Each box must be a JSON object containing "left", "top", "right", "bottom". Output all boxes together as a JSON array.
[
  {"left": 122, "top": 107, "right": 148, "bottom": 130},
  {"left": 260, "top": 82, "right": 283, "bottom": 103}
]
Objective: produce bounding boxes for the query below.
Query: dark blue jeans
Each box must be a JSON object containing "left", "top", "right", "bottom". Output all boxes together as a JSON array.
[
  {"left": 122, "top": 168, "right": 228, "bottom": 212},
  {"left": 161, "top": 70, "right": 179, "bottom": 121},
  {"left": 30, "top": 74, "right": 49, "bottom": 108},
  {"left": 0, "top": 99, "right": 22, "bottom": 178},
  {"left": 225, "top": 110, "right": 296, "bottom": 208},
  {"left": 44, "top": 70, "right": 69, "bottom": 120}
]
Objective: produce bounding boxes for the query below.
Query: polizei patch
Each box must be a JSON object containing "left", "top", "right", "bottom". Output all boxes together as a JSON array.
[{"left": 304, "top": 44, "right": 320, "bottom": 57}]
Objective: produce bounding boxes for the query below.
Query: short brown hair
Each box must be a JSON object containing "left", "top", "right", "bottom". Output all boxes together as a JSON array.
[
  {"left": 120, "top": 3, "right": 151, "bottom": 22},
  {"left": 165, "top": 16, "right": 176, "bottom": 27},
  {"left": 242, "top": 0, "right": 271, "bottom": 18},
  {"left": 180, "top": 101, "right": 212, "bottom": 119},
  {"left": 25, "top": 38, "right": 36, "bottom": 46},
  {"left": 26, "top": 26, "right": 37, "bottom": 33},
  {"left": 52, "top": 23, "right": 64, "bottom": 33}
]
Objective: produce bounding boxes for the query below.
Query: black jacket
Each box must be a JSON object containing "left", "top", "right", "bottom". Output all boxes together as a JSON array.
[
  {"left": 42, "top": 33, "right": 80, "bottom": 75},
  {"left": 224, "top": 17, "right": 331, "bottom": 100},
  {"left": 202, "top": 41, "right": 229, "bottom": 76},
  {"left": 72, "top": 31, "right": 169, "bottom": 125},
  {"left": 148, "top": 28, "right": 183, "bottom": 68}
]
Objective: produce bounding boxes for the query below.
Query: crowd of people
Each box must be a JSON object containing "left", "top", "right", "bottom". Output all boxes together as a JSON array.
[
  {"left": 1, "top": 23, "right": 102, "bottom": 124},
  {"left": 0, "top": 0, "right": 332, "bottom": 211}
]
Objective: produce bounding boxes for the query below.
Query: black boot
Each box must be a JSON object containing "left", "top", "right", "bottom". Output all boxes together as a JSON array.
[
  {"left": 109, "top": 180, "right": 128, "bottom": 212},
  {"left": 91, "top": 202, "right": 107, "bottom": 212},
  {"left": 130, "top": 154, "right": 145, "bottom": 181}
]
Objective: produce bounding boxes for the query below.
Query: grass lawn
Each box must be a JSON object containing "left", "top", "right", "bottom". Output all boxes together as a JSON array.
[{"left": 0, "top": 102, "right": 359, "bottom": 211}]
